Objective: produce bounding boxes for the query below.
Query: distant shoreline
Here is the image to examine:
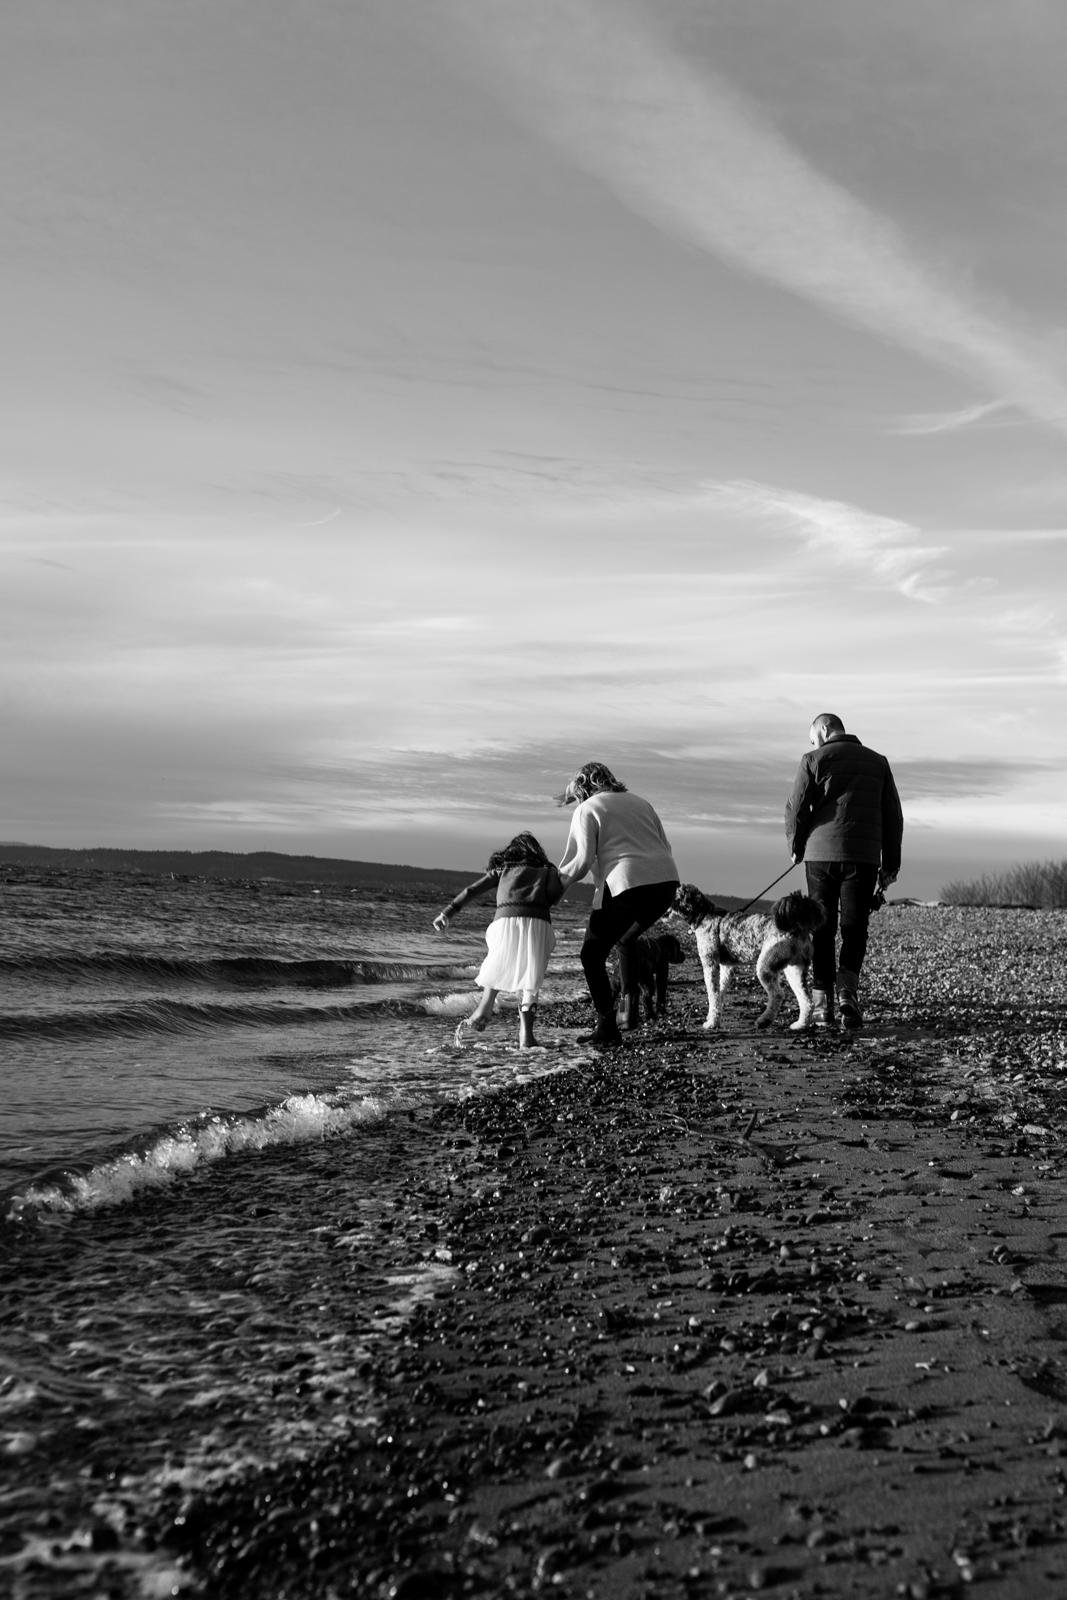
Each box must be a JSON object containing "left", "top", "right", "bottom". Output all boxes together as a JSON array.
[
  {"left": 0, "top": 842, "right": 598, "bottom": 902},
  {"left": 0, "top": 843, "right": 486, "bottom": 891}
]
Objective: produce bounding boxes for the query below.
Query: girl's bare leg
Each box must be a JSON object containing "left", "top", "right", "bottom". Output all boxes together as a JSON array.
[
  {"left": 469, "top": 988, "right": 498, "bottom": 1025},
  {"left": 455, "top": 988, "right": 497, "bottom": 1045}
]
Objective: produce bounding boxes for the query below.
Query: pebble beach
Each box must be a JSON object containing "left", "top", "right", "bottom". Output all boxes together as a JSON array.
[{"left": 6, "top": 904, "right": 1067, "bottom": 1599}]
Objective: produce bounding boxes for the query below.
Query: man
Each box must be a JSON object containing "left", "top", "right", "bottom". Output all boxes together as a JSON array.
[{"left": 785, "top": 713, "right": 903, "bottom": 1030}]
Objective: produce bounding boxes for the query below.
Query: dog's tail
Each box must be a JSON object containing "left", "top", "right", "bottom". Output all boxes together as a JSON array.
[{"left": 772, "top": 892, "right": 823, "bottom": 934}]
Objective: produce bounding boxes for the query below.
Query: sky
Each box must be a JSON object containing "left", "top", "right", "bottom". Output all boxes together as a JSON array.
[{"left": 3, "top": 0, "right": 1065, "bottom": 899}]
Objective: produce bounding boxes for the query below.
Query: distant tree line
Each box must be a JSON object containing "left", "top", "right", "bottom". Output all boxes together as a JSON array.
[{"left": 940, "top": 858, "right": 1067, "bottom": 908}]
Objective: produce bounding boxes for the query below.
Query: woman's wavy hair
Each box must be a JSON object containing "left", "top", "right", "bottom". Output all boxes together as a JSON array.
[
  {"left": 486, "top": 831, "right": 550, "bottom": 872},
  {"left": 555, "top": 761, "right": 628, "bottom": 807}
]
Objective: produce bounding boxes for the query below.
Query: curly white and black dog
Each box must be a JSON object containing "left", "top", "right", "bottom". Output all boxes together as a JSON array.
[
  {"left": 670, "top": 885, "right": 824, "bottom": 1031},
  {"left": 609, "top": 929, "right": 686, "bottom": 1025}
]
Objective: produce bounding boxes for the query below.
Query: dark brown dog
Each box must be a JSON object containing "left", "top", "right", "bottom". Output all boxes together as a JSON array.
[{"left": 610, "top": 928, "right": 686, "bottom": 1023}]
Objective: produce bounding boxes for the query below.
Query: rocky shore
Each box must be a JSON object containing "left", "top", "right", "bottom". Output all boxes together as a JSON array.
[{"left": 154, "top": 907, "right": 1067, "bottom": 1599}]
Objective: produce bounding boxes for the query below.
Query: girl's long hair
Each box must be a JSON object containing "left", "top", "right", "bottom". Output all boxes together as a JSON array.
[{"left": 487, "top": 831, "right": 550, "bottom": 872}]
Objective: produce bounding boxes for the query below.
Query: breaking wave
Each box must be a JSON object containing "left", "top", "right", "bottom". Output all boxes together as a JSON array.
[
  {"left": 0, "top": 990, "right": 482, "bottom": 1040},
  {"left": 2, "top": 1088, "right": 413, "bottom": 1222},
  {"left": 0, "top": 951, "right": 472, "bottom": 986}
]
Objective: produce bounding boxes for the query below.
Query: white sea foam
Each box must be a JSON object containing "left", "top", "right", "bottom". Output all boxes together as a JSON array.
[
  {"left": 5, "top": 1091, "right": 401, "bottom": 1220},
  {"left": 422, "top": 991, "right": 477, "bottom": 1017},
  {"left": 421, "top": 975, "right": 587, "bottom": 1019}
]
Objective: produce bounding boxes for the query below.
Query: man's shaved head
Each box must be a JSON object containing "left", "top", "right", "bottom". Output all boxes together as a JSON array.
[{"left": 809, "top": 712, "right": 845, "bottom": 745}]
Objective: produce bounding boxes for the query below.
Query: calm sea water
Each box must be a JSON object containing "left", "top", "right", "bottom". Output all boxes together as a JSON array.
[
  {"left": 0, "top": 867, "right": 591, "bottom": 1211},
  {"left": 0, "top": 866, "right": 593, "bottom": 1597}
]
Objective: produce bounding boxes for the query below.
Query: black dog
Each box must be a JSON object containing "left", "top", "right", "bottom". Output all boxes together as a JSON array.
[{"left": 610, "top": 928, "right": 686, "bottom": 1024}]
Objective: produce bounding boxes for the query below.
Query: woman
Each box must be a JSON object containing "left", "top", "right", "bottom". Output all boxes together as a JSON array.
[{"left": 557, "top": 761, "right": 679, "bottom": 1048}]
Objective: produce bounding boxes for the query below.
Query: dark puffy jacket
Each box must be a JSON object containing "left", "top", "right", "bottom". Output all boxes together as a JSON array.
[{"left": 785, "top": 733, "right": 903, "bottom": 872}]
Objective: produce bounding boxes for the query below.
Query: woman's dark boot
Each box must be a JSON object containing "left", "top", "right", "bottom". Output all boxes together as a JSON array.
[{"left": 578, "top": 1010, "right": 624, "bottom": 1048}]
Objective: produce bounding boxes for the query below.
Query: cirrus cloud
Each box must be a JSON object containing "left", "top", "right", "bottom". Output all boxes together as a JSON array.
[{"left": 443, "top": 0, "right": 1067, "bottom": 433}]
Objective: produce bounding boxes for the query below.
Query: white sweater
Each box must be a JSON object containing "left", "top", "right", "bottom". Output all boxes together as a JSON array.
[{"left": 558, "top": 791, "right": 678, "bottom": 906}]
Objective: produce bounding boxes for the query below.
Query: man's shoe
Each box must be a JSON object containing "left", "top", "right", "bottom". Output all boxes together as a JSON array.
[
  {"left": 836, "top": 969, "right": 863, "bottom": 1030},
  {"left": 839, "top": 993, "right": 863, "bottom": 1030},
  {"left": 811, "top": 989, "right": 836, "bottom": 1029}
]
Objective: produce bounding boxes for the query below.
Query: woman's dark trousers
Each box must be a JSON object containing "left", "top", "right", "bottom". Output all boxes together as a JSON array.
[{"left": 581, "top": 880, "right": 679, "bottom": 1017}]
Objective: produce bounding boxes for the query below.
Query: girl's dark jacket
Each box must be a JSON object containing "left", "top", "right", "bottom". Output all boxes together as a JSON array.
[
  {"left": 785, "top": 733, "right": 903, "bottom": 873},
  {"left": 442, "top": 863, "right": 564, "bottom": 924}
]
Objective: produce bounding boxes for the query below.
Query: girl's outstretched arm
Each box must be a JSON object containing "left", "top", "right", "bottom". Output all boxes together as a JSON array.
[{"left": 434, "top": 870, "right": 497, "bottom": 928}]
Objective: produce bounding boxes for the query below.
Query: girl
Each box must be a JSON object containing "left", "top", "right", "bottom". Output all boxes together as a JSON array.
[{"left": 433, "top": 832, "right": 565, "bottom": 1049}]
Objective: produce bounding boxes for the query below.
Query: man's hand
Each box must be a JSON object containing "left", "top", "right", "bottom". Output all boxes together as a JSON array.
[{"left": 433, "top": 912, "right": 451, "bottom": 932}]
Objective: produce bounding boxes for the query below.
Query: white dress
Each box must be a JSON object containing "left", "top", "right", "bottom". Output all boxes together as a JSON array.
[{"left": 477, "top": 916, "right": 556, "bottom": 998}]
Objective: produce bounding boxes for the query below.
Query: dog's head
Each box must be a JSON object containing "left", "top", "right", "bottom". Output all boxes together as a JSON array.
[
  {"left": 772, "top": 891, "right": 824, "bottom": 934},
  {"left": 646, "top": 930, "right": 686, "bottom": 964},
  {"left": 670, "top": 883, "right": 718, "bottom": 926}
]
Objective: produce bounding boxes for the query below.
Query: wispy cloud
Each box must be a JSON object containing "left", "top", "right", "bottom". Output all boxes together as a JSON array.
[
  {"left": 294, "top": 506, "right": 342, "bottom": 527},
  {"left": 889, "top": 400, "right": 1018, "bottom": 437},
  {"left": 446, "top": 0, "right": 1067, "bottom": 432},
  {"left": 709, "top": 480, "right": 951, "bottom": 602},
  {"left": 954, "top": 527, "right": 1067, "bottom": 546},
  {"left": 905, "top": 795, "right": 1067, "bottom": 839}
]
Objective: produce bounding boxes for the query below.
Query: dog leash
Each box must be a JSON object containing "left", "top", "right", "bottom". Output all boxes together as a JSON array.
[{"left": 731, "top": 862, "right": 798, "bottom": 918}]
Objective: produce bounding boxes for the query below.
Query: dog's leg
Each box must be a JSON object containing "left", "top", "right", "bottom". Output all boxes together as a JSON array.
[
  {"left": 782, "top": 964, "right": 813, "bottom": 1031},
  {"left": 754, "top": 945, "right": 786, "bottom": 1030},
  {"left": 655, "top": 954, "right": 669, "bottom": 1017},
  {"left": 707, "top": 961, "right": 736, "bottom": 1029},
  {"left": 699, "top": 948, "right": 723, "bottom": 1029}
]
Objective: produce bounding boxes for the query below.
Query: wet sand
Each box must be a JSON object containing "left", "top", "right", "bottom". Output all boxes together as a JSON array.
[{"left": 156, "top": 907, "right": 1067, "bottom": 1599}]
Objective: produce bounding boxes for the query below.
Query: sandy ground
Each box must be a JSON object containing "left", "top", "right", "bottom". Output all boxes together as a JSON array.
[{"left": 157, "top": 907, "right": 1067, "bottom": 1600}]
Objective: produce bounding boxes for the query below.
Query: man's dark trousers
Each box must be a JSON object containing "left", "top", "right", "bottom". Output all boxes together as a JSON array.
[{"left": 804, "top": 860, "right": 879, "bottom": 992}]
